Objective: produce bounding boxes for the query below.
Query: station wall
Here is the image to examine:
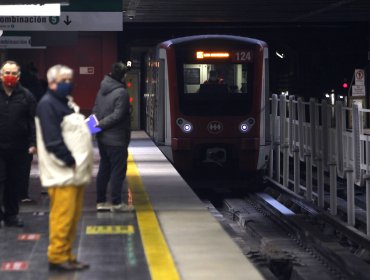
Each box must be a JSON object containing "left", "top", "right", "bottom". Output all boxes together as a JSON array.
[{"left": 5, "top": 32, "right": 117, "bottom": 113}]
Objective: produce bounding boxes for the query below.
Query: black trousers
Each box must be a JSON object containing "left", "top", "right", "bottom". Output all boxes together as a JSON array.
[
  {"left": 96, "top": 142, "right": 128, "bottom": 205},
  {"left": 19, "top": 154, "right": 33, "bottom": 199},
  {"left": 0, "top": 148, "right": 30, "bottom": 220}
]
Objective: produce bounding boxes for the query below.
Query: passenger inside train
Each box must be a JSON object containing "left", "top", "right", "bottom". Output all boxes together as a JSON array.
[
  {"left": 184, "top": 64, "right": 250, "bottom": 96},
  {"left": 203, "top": 70, "right": 224, "bottom": 84}
]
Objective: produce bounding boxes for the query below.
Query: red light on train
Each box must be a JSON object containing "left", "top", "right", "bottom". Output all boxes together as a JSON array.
[{"left": 196, "top": 51, "right": 230, "bottom": 59}]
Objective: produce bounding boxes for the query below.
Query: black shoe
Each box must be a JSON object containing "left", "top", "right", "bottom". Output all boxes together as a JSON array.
[
  {"left": 49, "top": 261, "right": 89, "bottom": 271},
  {"left": 49, "top": 261, "right": 77, "bottom": 272},
  {"left": 4, "top": 216, "right": 24, "bottom": 228},
  {"left": 70, "top": 260, "right": 90, "bottom": 269}
]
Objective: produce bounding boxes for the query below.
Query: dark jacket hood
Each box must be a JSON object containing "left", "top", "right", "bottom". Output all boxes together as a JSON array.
[{"left": 99, "top": 75, "right": 124, "bottom": 96}]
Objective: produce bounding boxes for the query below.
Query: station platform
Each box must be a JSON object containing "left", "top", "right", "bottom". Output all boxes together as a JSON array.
[{"left": 0, "top": 131, "right": 264, "bottom": 280}]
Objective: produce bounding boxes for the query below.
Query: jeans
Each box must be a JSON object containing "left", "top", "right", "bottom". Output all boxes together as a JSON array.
[
  {"left": 96, "top": 142, "right": 128, "bottom": 205},
  {"left": 19, "top": 154, "right": 33, "bottom": 199}
]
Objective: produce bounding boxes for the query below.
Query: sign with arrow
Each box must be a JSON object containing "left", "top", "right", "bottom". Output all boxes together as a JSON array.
[
  {"left": 64, "top": 15, "right": 72, "bottom": 25},
  {"left": 0, "top": 12, "right": 122, "bottom": 31}
]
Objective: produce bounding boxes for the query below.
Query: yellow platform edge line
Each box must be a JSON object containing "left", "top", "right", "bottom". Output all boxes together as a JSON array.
[{"left": 127, "top": 153, "right": 181, "bottom": 280}]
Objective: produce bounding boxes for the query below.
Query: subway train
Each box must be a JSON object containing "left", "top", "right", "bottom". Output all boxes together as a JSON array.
[{"left": 144, "top": 35, "right": 271, "bottom": 174}]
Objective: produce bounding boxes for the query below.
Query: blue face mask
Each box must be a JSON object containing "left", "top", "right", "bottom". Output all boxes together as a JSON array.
[{"left": 56, "top": 82, "right": 73, "bottom": 97}]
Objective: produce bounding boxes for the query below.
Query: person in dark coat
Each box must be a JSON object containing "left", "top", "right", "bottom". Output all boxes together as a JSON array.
[
  {"left": 19, "top": 63, "right": 43, "bottom": 203},
  {"left": 0, "top": 60, "right": 36, "bottom": 227},
  {"left": 93, "top": 62, "right": 133, "bottom": 212},
  {"left": 36, "top": 64, "right": 92, "bottom": 271}
]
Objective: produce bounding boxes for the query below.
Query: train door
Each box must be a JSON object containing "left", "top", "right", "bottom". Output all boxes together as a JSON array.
[
  {"left": 154, "top": 59, "right": 165, "bottom": 143},
  {"left": 144, "top": 56, "right": 165, "bottom": 143},
  {"left": 145, "top": 57, "right": 157, "bottom": 138},
  {"left": 125, "top": 71, "right": 140, "bottom": 130},
  {"left": 161, "top": 54, "right": 172, "bottom": 146}
]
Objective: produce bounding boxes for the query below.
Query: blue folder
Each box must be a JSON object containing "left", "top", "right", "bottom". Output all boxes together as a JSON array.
[{"left": 85, "top": 114, "right": 102, "bottom": 134}]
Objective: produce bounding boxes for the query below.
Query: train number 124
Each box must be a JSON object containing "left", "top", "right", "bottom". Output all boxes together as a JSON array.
[{"left": 234, "top": 51, "right": 252, "bottom": 62}]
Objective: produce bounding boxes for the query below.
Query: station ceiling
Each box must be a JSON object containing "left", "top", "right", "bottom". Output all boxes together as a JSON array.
[{"left": 122, "top": 0, "right": 370, "bottom": 23}]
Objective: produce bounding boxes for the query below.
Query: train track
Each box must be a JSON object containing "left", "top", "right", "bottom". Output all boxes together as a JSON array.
[{"left": 200, "top": 179, "right": 370, "bottom": 280}]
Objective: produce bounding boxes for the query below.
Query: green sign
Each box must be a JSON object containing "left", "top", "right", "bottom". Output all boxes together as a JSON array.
[{"left": 49, "top": 16, "right": 59, "bottom": 25}]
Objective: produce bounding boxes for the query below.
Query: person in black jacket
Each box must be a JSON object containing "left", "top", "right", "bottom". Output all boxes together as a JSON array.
[
  {"left": 0, "top": 60, "right": 36, "bottom": 227},
  {"left": 93, "top": 62, "right": 133, "bottom": 212},
  {"left": 19, "top": 63, "right": 43, "bottom": 203}
]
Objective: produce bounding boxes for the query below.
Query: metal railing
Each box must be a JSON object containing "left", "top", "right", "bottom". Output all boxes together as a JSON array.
[{"left": 268, "top": 93, "right": 370, "bottom": 237}]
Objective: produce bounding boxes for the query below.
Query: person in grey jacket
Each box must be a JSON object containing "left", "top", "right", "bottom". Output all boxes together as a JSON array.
[{"left": 93, "top": 62, "right": 133, "bottom": 212}]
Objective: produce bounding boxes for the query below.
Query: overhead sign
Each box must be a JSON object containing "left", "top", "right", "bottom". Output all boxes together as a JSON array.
[
  {"left": 0, "top": 36, "right": 45, "bottom": 49},
  {"left": 0, "top": 12, "right": 122, "bottom": 31},
  {"left": 0, "top": 36, "right": 31, "bottom": 48}
]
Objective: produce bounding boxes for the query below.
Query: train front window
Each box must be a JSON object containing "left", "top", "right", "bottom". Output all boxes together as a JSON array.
[{"left": 180, "top": 63, "right": 253, "bottom": 116}]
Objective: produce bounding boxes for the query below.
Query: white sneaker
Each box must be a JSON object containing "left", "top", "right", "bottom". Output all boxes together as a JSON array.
[
  {"left": 96, "top": 202, "right": 112, "bottom": 212},
  {"left": 111, "top": 203, "right": 134, "bottom": 212}
]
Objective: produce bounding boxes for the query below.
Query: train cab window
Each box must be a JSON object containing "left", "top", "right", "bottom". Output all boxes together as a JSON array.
[{"left": 180, "top": 63, "right": 253, "bottom": 116}]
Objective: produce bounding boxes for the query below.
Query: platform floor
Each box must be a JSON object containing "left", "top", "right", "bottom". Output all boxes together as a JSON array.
[{"left": 0, "top": 131, "right": 264, "bottom": 280}]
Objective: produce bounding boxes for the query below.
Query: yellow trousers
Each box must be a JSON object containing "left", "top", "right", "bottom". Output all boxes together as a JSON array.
[{"left": 47, "top": 185, "right": 85, "bottom": 264}]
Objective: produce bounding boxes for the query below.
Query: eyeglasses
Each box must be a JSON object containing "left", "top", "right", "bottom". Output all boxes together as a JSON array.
[{"left": 3, "top": 71, "right": 19, "bottom": 76}]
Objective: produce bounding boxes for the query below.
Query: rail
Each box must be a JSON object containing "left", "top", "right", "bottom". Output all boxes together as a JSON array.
[{"left": 268, "top": 93, "right": 370, "bottom": 237}]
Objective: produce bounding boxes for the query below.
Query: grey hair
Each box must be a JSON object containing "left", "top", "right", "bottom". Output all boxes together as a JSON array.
[{"left": 47, "top": 64, "right": 73, "bottom": 83}]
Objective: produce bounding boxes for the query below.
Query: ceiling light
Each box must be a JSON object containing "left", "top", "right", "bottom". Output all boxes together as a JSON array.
[
  {"left": 0, "top": 4, "right": 61, "bottom": 16},
  {"left": 275, "top": 51, "right": 284, "bottom": 59}
]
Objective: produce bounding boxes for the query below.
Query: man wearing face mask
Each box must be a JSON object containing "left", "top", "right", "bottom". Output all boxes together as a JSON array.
[
  {"left": 0, "top": 60, "right": 36, "bottom": 228},
  {"left": 35, "top": 64, "right": 92, "bottom": 271},
  {"left": 93, "top": 62, "right": 133, "bottom": 212}
]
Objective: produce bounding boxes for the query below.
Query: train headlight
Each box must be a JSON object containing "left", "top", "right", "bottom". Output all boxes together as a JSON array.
[
  {"left": 176, "top": 118, "right": 193, "bottom": 133},
  {"left": 239, "top": 118, "right": 255, "bottom": 133},
  {"left": 183, "top": 123, "right": 193, "bottom": 132},
  {"left": 240, "top": 123, "right": 249, "bottom": 132}
]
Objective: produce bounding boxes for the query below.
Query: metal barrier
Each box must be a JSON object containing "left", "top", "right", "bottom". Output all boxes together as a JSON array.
[{"left": 268, "top": 94, "right": 370, "bottom": 237}]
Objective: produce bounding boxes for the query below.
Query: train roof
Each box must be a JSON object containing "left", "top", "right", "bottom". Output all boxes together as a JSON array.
[{"left": 159, "top": 34, "right": 267, "bottom": 48}]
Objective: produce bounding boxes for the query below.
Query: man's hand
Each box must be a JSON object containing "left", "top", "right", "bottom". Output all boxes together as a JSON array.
[{"left": 28, "top": 146, "right": 36, "bottom": 154}]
